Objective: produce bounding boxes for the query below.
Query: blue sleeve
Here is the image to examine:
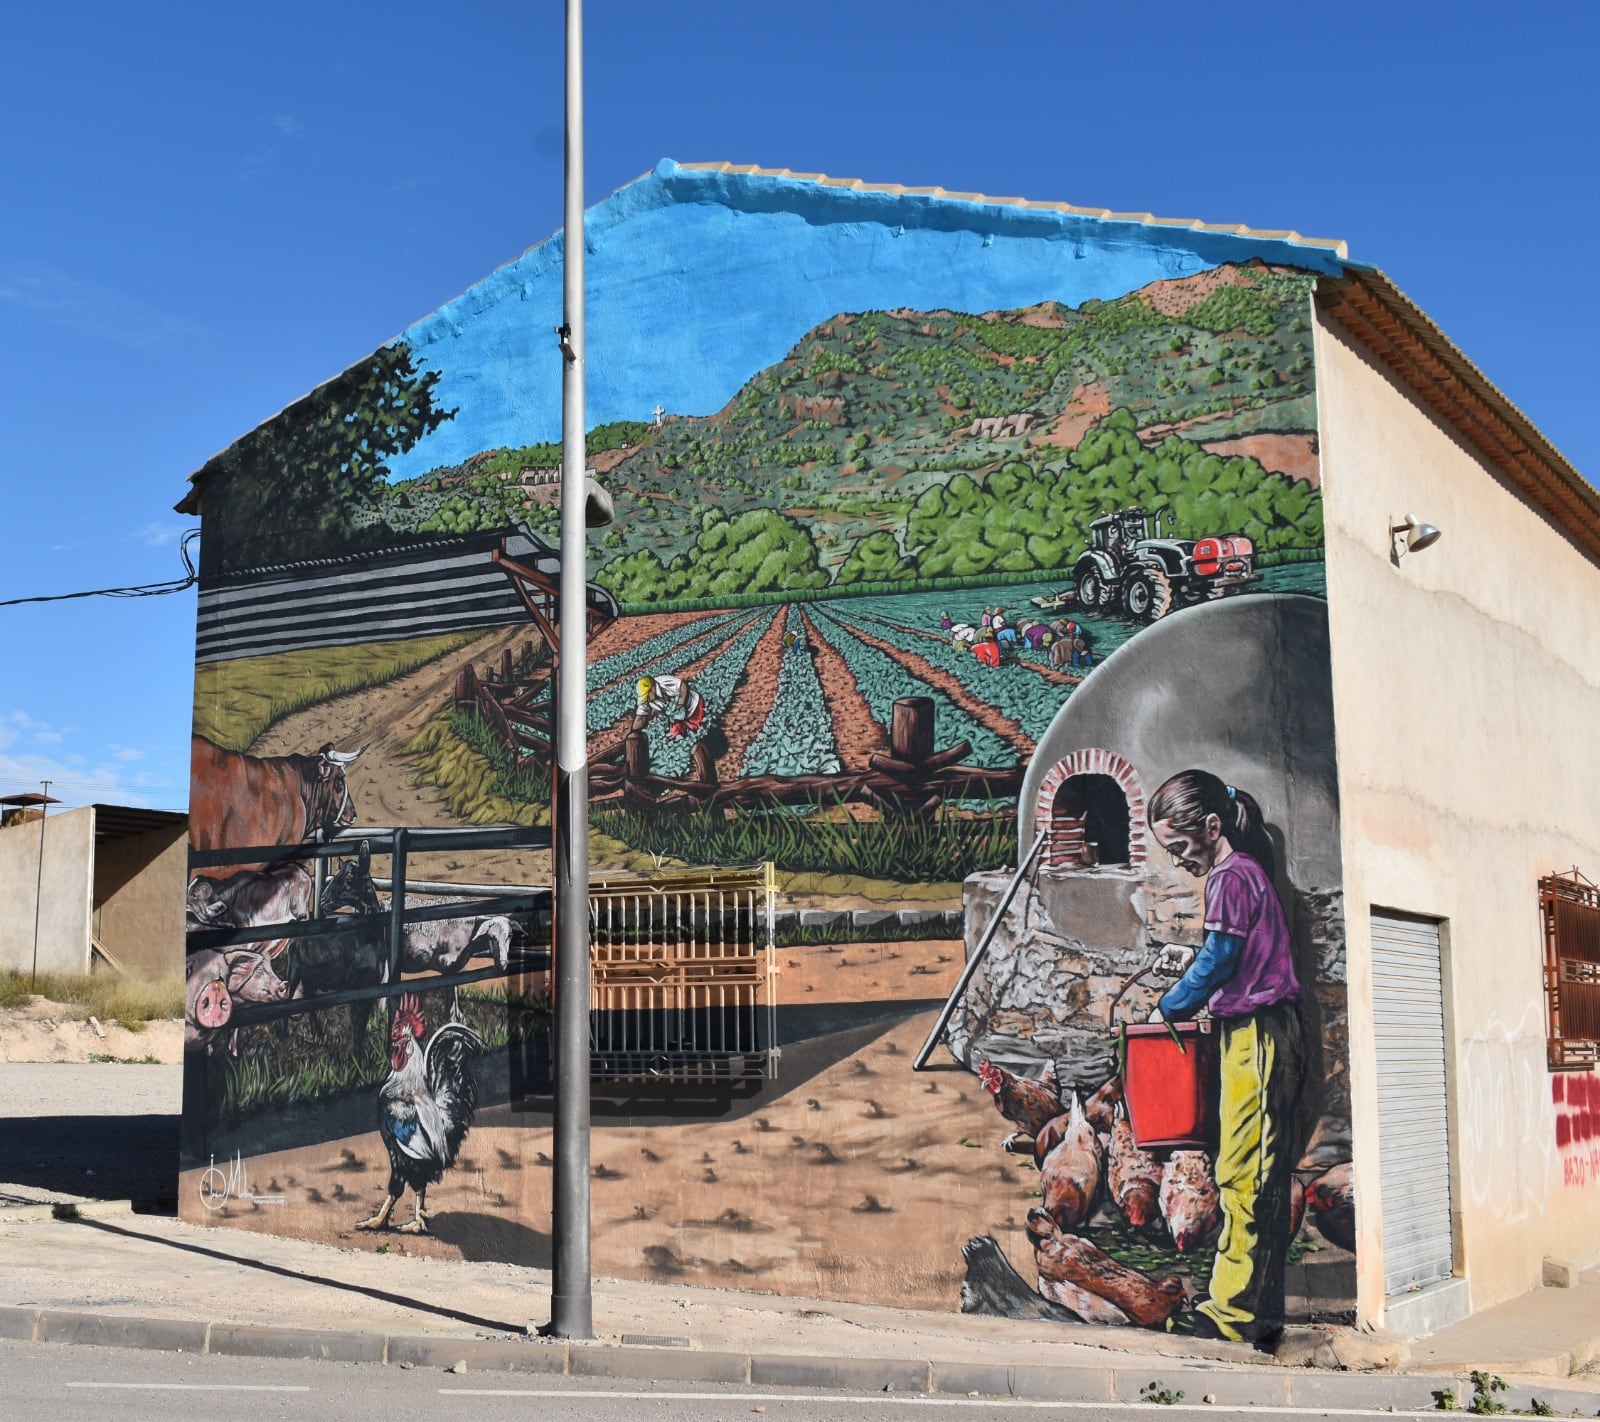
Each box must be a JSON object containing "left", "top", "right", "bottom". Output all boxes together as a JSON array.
[{"left": 1158, "top": 930, "right": 1245, "bottom": 1019}]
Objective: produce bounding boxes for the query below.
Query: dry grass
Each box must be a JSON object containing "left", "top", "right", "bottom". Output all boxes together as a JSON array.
[
  {"left": 0, "top": 969, "right": 184, "bottom": 1027},
  {"left": 192, "top": 632, "right": 481, "bottom": 750}
]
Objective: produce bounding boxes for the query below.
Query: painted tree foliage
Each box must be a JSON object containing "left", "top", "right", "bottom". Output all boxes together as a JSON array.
[{"left": 196, "top": 341, "right": 455, "bottom": 574}]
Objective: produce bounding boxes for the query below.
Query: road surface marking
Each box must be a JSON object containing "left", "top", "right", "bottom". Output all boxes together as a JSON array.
[
  {"left": 69, "top": 1383, "right": 312, "bottom": 1392},
  {"left": 441, "top": 1390, "right": 1435, "bottom": 1415}
]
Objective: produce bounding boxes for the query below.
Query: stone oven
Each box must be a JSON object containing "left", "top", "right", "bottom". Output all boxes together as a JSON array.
[{"left": 945, "top": 593, "right": 1351, "bottom": 1165}]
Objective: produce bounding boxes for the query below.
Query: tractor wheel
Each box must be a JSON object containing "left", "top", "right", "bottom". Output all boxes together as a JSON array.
[
  {"left": 1123, "top": 568, "right": 1174, "bottom": 622},
  {"left": 1076, "top": 567, "right": 1106, "bottom": 610}
]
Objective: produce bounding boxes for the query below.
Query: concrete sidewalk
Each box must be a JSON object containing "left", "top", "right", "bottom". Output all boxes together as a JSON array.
[{"left": 0, "top": 1201, "right": 1596, "bottom": 1413}]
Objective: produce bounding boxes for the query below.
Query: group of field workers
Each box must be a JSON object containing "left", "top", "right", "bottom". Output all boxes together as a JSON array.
[{"left": 939, "top": 606, "right": 1095, "bottom": 669}]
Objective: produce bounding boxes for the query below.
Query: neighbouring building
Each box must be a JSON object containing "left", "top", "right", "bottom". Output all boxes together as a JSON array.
[
  {"left": 0, "top": 801, "right": 187, "bottom": 982},
  {"left": 174, "top": 160, "right": 1599, "bottom": 1342}
]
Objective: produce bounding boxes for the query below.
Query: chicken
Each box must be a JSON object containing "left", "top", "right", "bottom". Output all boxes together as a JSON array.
[
  {"left": 1306, "top": 1162, "right": 1356, "bottom": 1252},
  {"left": 1027, "top": 1209, "right": 1186, "bottom": 1327},
  {"left": 976, "top": 1057, "right": 1062, "bottom": 1139},
  {"left": 1107, "top": 1104, "right": 1162, "bottom": 1231},
  {"left": 1037, "top": 1091, "right": 1104, "bottom": 1231},
  {"left": 356, "top": 993, "right": 482, "bottom": 1235},
  {"left": 1083, "top": 1075, "right": 1124, "bottom": 1134},
  {"left": 1158, "top": 1149, "right": 1222, "bottom": 1251},
  {"left": 1289, "top": 1174, "right": 1307, "bottom": 1239}
]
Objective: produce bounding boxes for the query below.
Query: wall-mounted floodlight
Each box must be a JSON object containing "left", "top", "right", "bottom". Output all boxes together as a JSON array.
[{"left": 1390, "top": 513, "right": 1442, "bottom": 558}]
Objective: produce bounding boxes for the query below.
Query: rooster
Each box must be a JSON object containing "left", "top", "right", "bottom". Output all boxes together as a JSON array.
[
  {"left": 976, "top": 1057, "right": 1063, "bottom": 1141},
  {"left": 1306, "top": 1162, "right": 1356, "bottom": 1252},
  {"left": 356, "top": 993, "right": 482, "bottom": 1235}
]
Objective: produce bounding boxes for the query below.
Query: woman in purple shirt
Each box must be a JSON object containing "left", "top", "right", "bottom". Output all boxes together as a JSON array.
[{"left": 1146, "top": 769, "right": 1305, "bottom": 1346}]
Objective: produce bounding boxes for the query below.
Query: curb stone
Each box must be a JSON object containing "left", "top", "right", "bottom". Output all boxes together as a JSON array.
[
  {"left": 389, "top": 1334, "right": 568, "bottom": 1374},
  {"left": 1113, "top": 1366, "right": 1292, "bottom": 1408},
  {"left": 0, "top": 1306, "right": 40, "bottom": 1341},
  {"left": 209, "top": 1323, "right": 386, "bottom": 1364},
  {"left": 36, "top": 1311, "right": 208, "bottom": 1353},
  {"left": 571, "top": 1345, "right": 749, "bottom": 1384},
  {"left": 751, "top": 1355, "right": 932, "bottom": 1393}
]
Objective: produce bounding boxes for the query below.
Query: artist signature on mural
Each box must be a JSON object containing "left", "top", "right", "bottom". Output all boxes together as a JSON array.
[{"left": 197, "top": 1152, "right": 285, "bottom": 1211}]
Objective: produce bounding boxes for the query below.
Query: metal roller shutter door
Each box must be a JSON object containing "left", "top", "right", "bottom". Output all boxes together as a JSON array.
[{"left": 1372, "top": 912, "right": 1455, "bottom": 1297}]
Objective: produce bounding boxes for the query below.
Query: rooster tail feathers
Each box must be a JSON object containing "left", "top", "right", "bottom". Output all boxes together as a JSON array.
[{"left": 1067, "top": 1089, "right": 1084, "bottom": 1126}]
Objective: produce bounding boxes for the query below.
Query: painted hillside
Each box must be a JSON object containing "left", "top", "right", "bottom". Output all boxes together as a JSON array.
[{"left": 369, "top": 261, "right": 1322, "bottom": 606}]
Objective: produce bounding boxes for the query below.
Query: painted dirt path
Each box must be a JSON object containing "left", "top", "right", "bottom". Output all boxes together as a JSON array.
[
  {"left": 252, "top": 625, "right": 546, "bottom": 883},
  {"left": 799, "top": 607, "right": 888, "bottom": 770},
  {"left": 714, "top": 604, "right": 791, "bottom": 767},
  {"left": 823, "top": 614, "right": 1035, "bottom": 756}
]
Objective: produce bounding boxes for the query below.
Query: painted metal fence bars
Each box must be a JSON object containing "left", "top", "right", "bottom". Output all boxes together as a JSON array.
[{"left": 588, "top": 863, "right": 778, "bottom": 1080}]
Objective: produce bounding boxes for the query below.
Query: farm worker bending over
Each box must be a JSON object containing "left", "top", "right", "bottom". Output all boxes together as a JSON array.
[
  {"left": 1145, "top": 769, "right": 1304, "bottom": 1347},
  {"left": 633, "top": 674, "right": 705, "bottom": 740}
]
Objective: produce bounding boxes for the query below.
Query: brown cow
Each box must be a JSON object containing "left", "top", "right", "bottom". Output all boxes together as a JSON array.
[{"left": 189, "top": 736, "right": 362, "bottom": 867}]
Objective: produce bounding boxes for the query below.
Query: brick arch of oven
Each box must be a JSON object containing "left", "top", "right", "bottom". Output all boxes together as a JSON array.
[{"left": 1035, "top": 749, "right": 1147, "bottom": 872}]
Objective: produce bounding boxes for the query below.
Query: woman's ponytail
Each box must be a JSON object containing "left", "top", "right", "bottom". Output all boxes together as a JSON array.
[{"left": 1149, "top": 770, "right": 1276, "bottom": 880}]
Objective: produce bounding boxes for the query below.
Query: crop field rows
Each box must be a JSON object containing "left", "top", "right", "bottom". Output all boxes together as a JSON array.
[
  {"left": 639, "top": 607, "right": 782, "bottom": 778},
  {"left": 586, "top": 610, "right": 758, "bottom": 734},
  {"left": 739, "top": 604, "right": 844, "bottom": 777},
  {"left": 837, "top": 608, "right": 1087, "bottom": 746},
  {"left": 806, "top": 608, "right": 1013, "bottom": 767}
]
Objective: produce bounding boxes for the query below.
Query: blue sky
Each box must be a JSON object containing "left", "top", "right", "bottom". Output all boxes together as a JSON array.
[{"left": 1, "top": 0, "right": 1596, "bottom": 811}]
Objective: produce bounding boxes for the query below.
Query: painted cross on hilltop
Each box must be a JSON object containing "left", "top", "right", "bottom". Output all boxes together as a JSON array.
[{"left": 652, "top": 404, "right": 666, "bottom": 427}]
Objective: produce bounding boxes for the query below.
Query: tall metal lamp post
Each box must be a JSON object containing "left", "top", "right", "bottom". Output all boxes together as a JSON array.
[{"left": 550, "top": 0, "right": 595, "bottom": 1341}]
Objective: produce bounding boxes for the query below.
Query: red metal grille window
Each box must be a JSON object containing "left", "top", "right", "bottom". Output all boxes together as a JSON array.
[{"left": 1540, "top": 870, "right": 1600, "bottom": 1072}]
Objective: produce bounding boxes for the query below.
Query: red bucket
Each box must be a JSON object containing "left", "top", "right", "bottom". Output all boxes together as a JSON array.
[{"left": 1122, "top": 1020, "right": 1218, "bottom": 1151}]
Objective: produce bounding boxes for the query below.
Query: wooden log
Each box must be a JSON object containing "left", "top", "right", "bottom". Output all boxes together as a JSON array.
[
  {"left": 501, "top": 648, "right": 514, "bottom": 682},
  {"left": 690, "top": 741, "right": 718, "bottom": 785},
  {"left": 891, "top": 697, "right": 936, "bottom": 764},
  {"left": 455, "top": 663, "right": 479, "bottom": 706},
  {"left": 624, "top": 731, "right": 651, "bottom": 780}
]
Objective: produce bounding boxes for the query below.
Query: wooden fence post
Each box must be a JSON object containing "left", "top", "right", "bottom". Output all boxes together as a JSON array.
[{"left": 891, "top": 697, "right": 935, "bottom": 766}]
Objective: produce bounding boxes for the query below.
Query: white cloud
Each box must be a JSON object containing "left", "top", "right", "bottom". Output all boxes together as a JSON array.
[
  {"left": 272, "top": 113, "right": 305, "bottom": 139},
  {"left": 132, "top": 520, "right": 189, "bottom": 547},
  {"left": 0, "top": 266, "right": 205, "bottom": 352}
]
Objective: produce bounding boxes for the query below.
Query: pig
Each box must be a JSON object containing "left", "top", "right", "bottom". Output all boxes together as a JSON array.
[
  {"left": 185, "top": 948, "right": 287, "bottom": 1056},
  {"left": 1159, "top": 1149, "right": 1223, "bottom": 1251}
]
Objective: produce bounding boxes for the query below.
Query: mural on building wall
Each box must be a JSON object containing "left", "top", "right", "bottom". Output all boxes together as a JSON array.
[{"left": 180, "top": 171, "right": 1349, "bottom": 1337}]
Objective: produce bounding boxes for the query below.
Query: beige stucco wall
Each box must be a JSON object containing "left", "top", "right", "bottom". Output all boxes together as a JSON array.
[
  {"left": 1316, "top": 313, "right": 1600, "bottom": 1325},
  {"left": 93, "top": 823, "right": 186, "bottom": 982},
  {"left": 0, "top": 805, "right": 94, "bottom": 976}
]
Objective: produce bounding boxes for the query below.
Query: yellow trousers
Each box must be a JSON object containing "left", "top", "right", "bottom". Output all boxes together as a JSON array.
[{"left": 1198, "top": 1002, "right": 1305, "bottom": 1341}]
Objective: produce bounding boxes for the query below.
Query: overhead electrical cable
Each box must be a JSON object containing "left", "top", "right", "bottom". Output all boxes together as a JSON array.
[{"left": 0, "top": 527, "right": 201, "bottom": 604}]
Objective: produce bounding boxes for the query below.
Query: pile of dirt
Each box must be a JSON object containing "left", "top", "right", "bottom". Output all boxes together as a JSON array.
[{"left": 0, "top": 997, "right": 183, "bottom": 1065}]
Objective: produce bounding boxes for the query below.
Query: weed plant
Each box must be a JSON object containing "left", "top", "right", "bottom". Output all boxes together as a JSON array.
[
  {"left": 219, "top": 985, "right": 550, "bottom": 1118},
  {"left": 0, "top": 969, "right": 183, "bottom": 1026},
  {"left": 590, "top": 803, "right": 1017, "bottom": 883},
  {"left": 450, "top": 707, "right": 552, "bottom": 804}
]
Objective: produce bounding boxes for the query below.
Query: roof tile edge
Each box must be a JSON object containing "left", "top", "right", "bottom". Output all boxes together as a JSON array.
[{"left": 676, "top": 160, "right": 1349, "bottom": 257}]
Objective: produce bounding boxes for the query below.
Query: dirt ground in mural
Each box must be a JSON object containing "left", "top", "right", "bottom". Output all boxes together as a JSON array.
[
  {"left": 183, "top": 977, "right": 1356, "bottom": 1318},
  {"left": 250, "top": 625, "right": 544, "bottom": 884},
  {"left": 181, "top": 1010, "right": 1036, "bottom": 1311}
]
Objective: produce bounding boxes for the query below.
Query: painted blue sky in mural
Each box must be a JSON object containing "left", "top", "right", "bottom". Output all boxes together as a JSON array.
[
  {"left": 388, "top": 161, "right": 1347, "bottom": 481},
  {"left": 1, "top": 0, "right": 1597, "bottom": 808}
]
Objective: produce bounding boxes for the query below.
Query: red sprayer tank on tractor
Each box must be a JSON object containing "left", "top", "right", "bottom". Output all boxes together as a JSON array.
[{"left": 1059, "top": 506, "right": 1259, "bottom": 623}]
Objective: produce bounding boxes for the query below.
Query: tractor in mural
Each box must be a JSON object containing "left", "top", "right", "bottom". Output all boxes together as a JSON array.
[{"left": 1071, "top": 506, "right": 1259, "bottom": 622}]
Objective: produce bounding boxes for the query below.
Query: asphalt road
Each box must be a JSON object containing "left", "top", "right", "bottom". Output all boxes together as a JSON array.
[{"left": 0, "top": 1339, "right": 1446, "bottom": 1422}]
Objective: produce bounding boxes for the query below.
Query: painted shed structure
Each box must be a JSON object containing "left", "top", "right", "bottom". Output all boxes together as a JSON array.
[{"left": 175, "top": 159, "right": 1600, "bottom": 1343}]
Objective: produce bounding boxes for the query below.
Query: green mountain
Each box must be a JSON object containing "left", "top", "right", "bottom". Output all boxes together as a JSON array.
[{"left": 383, "top": 262, "right": 1324, "bottom": 605}]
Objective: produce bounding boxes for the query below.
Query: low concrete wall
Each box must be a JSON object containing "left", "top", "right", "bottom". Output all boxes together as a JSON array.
[{"left": 0, "top": 806, "right": 94, "bottom": 976}]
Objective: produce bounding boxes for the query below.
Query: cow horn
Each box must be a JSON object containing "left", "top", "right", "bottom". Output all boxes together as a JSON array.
[{"left": 324, "top": 747, "right": 364, "bottom": 765}]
